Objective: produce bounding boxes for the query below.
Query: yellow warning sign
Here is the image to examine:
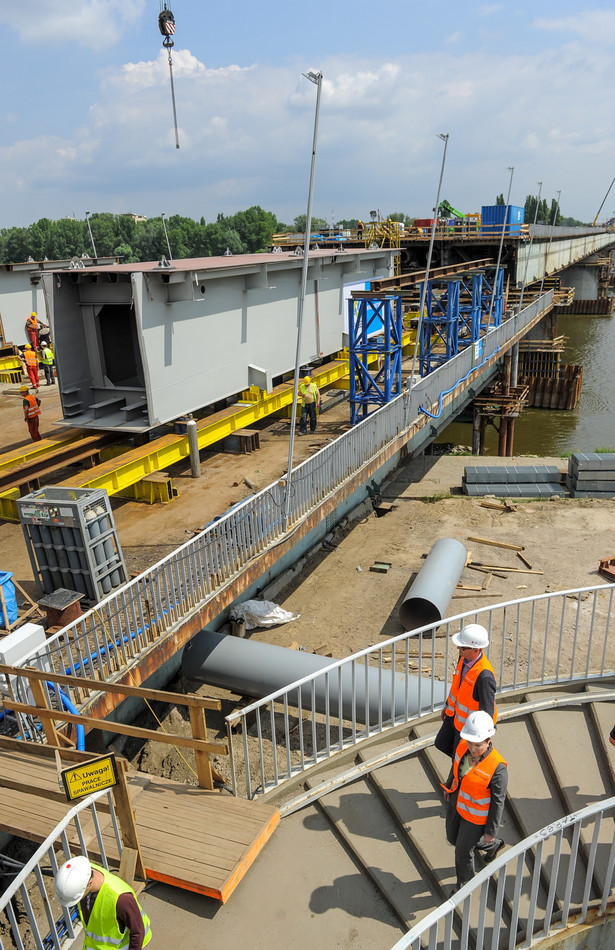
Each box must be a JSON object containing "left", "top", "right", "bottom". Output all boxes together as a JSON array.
[{"left": 61, "top": 755, "right": 119, "bottom": 802}]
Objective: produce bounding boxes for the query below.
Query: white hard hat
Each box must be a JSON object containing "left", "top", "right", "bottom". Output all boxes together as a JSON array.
[
  {"left": 41, "top": 341, "right": 48, "bottom": 346},
  {"left": 460, "top": 710, "right": 495, "bottom": 743},
  {"left": 54, "top": 855, "right": 92, "bottom": 905},
  {"left": 452, "top": 623, "right": 489, "bottom": 649}
]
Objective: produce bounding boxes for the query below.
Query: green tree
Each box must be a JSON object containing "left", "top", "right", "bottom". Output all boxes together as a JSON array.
[
  {"left": 293, "top": 214, "right": 328, "bottom": 233},
  {"left": 496, "top": 194, "right": 505, "bottom": 205},
  {"left": 230, "top": 206, "right": 279, "bottom": 253}
]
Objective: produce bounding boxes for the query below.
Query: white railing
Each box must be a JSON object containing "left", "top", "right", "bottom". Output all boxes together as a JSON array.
[
  {"left": 390, "top": 796, "right": 615, "bottom": 950},
  {"left": 0, "top": 789, "right": 122, "bottom": 950},
  {"left": 8, "top": 296, "right": 552, "bottom": 716},
  {"left": 225, "top": 583, "right": 615, "bottom": 799}
]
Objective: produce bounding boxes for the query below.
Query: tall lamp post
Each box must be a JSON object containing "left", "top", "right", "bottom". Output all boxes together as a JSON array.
[
  {"left": 488, "top": 165, "right": 515, "bottom": 320},
  {"left": 539, "top": 189, "right": 561, "bottom": 295},
  {"left": 410, "top": 132, "right": 449, "bottom": 384},
  {"left": 283, "top": 69, "right": 323, "bottom": 531},
  {"left": 161, "top": 213, "right": 173, "bottom": 261},
  {"left": 85, "top": 211, "right": 97, "bottom": 258}
]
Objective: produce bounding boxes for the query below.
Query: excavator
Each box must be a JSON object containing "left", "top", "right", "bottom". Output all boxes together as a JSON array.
[{"left": 438, "top": 200, "right": 480, "bottom": 232}]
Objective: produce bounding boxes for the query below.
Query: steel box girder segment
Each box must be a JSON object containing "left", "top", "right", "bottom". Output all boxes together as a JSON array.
[{"left": 349, "top": 296, "right": 403, "bottom": 424}]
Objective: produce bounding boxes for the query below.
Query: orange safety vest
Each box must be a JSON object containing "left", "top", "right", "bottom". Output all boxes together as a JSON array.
[
  {"left": 444, "top": 653, "right": 498, "bottom": 732},
  {"left": 443, "top": 740, "right": 506, "bottom": 825},
  {"left": 23, "top": 349, "right": 38, "bottom": 367},
  {"left": 26, "top": 316, "right": 38, "bottom": 330},
  {"left": 23, "top": 394, "right": 41, "bottom": 418}
]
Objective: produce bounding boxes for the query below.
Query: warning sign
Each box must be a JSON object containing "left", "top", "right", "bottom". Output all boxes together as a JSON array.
[{"left": 61, "top": 755, "right": 119, "bottom": 802}]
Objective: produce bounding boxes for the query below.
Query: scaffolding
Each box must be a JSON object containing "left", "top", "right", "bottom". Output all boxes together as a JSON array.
[{"left": 348, "top": 295, "right": 403, "bottom": 424}]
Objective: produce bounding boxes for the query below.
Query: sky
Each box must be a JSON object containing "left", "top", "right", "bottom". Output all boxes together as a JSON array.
[{"left": 2, "top": 1, "right": 614, "bottom": 229}]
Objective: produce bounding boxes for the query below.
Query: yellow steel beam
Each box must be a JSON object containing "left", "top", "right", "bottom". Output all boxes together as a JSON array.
[
  {"left": 0, "top": 327, "right": 418, "bottom": 519},
  {"left": 0, "top": 428, "right": 90, "bottom": 475}
]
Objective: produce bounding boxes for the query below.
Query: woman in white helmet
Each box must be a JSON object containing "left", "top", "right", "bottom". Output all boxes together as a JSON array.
[
  {"left": 441, "top": 710, "right": 508, "bottom": 893},
  {"left": 435, "top": 623, "right": 498, "bottom": 758},
  {"left": 54, "top": 855, "right": 151, "bottom": 950}
]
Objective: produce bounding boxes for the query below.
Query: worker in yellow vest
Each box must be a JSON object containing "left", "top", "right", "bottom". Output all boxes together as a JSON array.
[
  {"left": 442, "top": 711, "right": 508, "bottom": 892},
  {"left": 21, "top": 385, "right": 41, "bottom": 442},
  {"left": 299, "top": 375, "right": 321, "bottom": 436},
  {"left": 55, "top": 855, "right": 152, "bottom": 950},
  {"left": 40, "top": 341, "right": 55, "bottom": 385},
  {"left": 21, "top": 343, "right": 39, "bottom": 389},
  {"left": 435, "top": 623, "right": 497, "bottom": 758}
]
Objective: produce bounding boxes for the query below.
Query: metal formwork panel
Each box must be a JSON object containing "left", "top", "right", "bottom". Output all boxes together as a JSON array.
[{"left": 17, "top": 487, "right": 127, "bottom": 602}]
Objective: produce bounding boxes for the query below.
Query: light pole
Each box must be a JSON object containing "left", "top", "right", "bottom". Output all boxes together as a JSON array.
[
  {"left": 488, "top": 165, "right": 515, "bottom": 320},
  {"left": 518, "top": 180, "right": 542, "bottom": 311},
  {"left": 85, "top": 211, "right": 97, "bottom": 258},
  {"left": 161, "top": 213, "right": 173, "bottom": 260},
  {"left": 539, "top": 189, "right": 561, "bottom": 295},
  {"left": 410, "top": 132, "right": 449, "bottom": 384},
  {"left": 283, "top": 68, "right": 323, "bottom": 531}
]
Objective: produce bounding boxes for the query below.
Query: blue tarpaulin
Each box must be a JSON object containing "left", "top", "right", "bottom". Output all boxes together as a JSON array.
[{"left": 0, "top": 571, "right": 18, "bottom": 628}]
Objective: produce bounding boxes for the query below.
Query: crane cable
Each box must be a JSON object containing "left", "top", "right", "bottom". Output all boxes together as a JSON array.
[{"left": 158, "top": 3, "right": 180, "bottom": 149}]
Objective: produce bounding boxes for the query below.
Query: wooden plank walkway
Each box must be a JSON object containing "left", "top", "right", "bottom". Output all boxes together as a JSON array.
[{"left": 0, "top": 746, "right": 279, "bottom": 904}]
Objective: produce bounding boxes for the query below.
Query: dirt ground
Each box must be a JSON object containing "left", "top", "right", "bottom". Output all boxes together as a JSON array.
[{"left": 2, "top": 379, "right": 615, "bottom": 788}]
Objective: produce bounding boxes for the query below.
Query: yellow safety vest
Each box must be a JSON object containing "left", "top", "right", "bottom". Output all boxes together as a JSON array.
[{"left": 80, "top": 863, "right": 151, "bottom": 950}]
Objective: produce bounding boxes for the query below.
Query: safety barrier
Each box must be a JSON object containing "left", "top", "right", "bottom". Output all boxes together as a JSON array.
[
  {"left": 224, "top": 583, "right": 615, "bottom": 799},
  {"left": 390, "top": 796, "right": 615, "bottom": 950},
  {"left": 0, "top": 789, "right": 122, "bottom": 950},
  {"left": 8, "top": 295, "right": 552, "bottom": 720}
]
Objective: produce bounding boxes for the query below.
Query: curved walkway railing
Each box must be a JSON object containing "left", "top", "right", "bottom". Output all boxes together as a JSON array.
[
  {"left": 0, "top": 789, "right": 121, "bottom": 950},
  {"left": 225, "top": 583, "right": 615, "bottom": 799},
  {"left": 8, "top": 294, "right": 552, "bottom": 707},
  {"left": 389, "top": 796, "right": 615, "bottom": 950}
]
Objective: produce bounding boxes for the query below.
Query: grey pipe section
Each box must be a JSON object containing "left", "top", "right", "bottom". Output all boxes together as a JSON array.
[
  {"left": 399, "top": 537, "right": 467, "bottom": 631},
  {"left": 182, "top": 629, "right": 446, "bottom": 722}
]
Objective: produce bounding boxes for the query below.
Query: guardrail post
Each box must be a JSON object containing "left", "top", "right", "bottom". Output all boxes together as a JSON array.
[
  {"left": 112, "top": 757, "right": 147, "bottom": 882},
  {"left": 189, "top": 705, "right": 214, "bottom": 789}
]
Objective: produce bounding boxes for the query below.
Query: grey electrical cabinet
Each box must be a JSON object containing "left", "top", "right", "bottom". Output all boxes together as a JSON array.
[{"left": 17, "top": 487, "right": 128, "bottom": 604}]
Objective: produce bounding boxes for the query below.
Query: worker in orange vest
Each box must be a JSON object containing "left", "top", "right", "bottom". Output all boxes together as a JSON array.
[
  {"left": 435, "top": 623, "right": 497, "bottom": 758},
  {"left": 442, "top": 711, "right": 507, "bottom": 892},
  {"left": 25, "top": 312, "right": 47, "bottom": 349},
  {"left": 21, "top": 385, "right": 42, "bottom": 442},
  {"left": 21, "top": 344, "right": 40, "bottom": 389}
]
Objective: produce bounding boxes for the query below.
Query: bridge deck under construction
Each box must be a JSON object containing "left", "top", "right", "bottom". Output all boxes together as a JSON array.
[{"left": 0, "top": 742, "right": 279, "bottom": 903}]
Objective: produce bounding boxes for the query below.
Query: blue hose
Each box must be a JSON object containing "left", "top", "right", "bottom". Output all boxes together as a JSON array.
[
  {"left": 46, "top": 682, "right": 85, "bottom": 751},
  {"left": 419, "top": 345, "right": 501, "bottom": 419}
]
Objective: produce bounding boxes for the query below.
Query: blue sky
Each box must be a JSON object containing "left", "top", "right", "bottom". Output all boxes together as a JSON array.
[{"left": 2, "top": 1, "right": 615, "bottom": 229}]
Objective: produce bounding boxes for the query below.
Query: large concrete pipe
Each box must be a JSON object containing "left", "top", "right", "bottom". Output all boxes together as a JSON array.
[
  {"left": 398, "top": 537, "right": 467, "bottom": 632},
  {"left": 182, "top": 629, "right": 446, "bottom": 722}
]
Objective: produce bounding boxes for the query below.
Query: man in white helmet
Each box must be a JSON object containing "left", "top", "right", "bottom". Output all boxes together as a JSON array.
[
  {"left": 54, "top": 855, "right": 151, "bottom": 950},
  {"left": 441, "top": 710, "right": 507, "bottom": 892},
  {"left": 434, "top": 623, "right": 497, "bottom": 758}
]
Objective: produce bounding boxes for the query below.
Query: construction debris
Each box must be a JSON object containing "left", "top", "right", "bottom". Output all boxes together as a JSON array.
[
  {"left": 370, "top": 561, "right": 392, "bottom": 574},
  {"left": 466, "top": 536, "right": 525, "bottom": 551}
]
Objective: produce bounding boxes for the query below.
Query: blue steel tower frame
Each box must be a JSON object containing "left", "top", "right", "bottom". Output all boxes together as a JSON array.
[{"left": 348, "top": 295, "right": 403, "bottom": 424}]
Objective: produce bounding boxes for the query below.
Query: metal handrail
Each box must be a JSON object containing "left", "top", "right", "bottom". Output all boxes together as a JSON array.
[
  {"left": 224, "top": 583, "right": 615, "bottom": 799},
  {"left": 7, "top": 295, "right": 552, "bottom": 720},
  {"left": 0, "top": 789, "right": 122, "bottom": 950},
  {"left": 390, "top": 796, "right": 615, "bottom": 950}
]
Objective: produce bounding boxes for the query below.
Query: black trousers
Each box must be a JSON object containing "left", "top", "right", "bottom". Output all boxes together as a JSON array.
[
  {"left": 446, "top": 797, "right": 485, "bottom": 887},
  {"left": 300, "top": 403, "right": 317, "bottom": 434}
]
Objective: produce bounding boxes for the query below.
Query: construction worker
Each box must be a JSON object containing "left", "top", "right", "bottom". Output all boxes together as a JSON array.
[
  {"left": 442, "top": 711, "right": 507, "bottom": 892},
  {"left": 435, "top": 623, "right": 497, "bottom": 758},
  {"left": 25, "top": 311, "right": 48, "bottom": 349},
  {"left": 54, "top": 855, "right": 152, "bottom": 950},
  {"left": 299, "top": 375, "right": 320, "bottom": 436},
  {"left": 356, "top": 219, "right": 365, "bottom": 239},
  {"left": 21, "top": 343, "right": 40, "bottom": 390},
  {"left": 40, "top": 341, "right": 55, "bottom": 385},
  {"left": 21, "top": 385, "right": 41, "bottom": 442}
]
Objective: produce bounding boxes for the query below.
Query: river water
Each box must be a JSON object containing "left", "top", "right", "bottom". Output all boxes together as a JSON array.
[{"left": 437, "top": 313, "right": 615, "bottom": 456}]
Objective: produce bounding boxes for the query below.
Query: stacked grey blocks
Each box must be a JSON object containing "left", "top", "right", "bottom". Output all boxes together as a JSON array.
[
  {"left": 463, "top": 465, "right": 565, "bottom": 497},
  {"left": 567, "top": 453, "right": 615, "bottom": 498}
]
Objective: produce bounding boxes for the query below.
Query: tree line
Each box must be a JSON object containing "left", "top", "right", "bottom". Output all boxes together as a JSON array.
[
  {"left": 495, "top": 193, "right": 586, "bottom": 227},
  {"left": 0, "top": 207, "right": 285, "bottom": 264},
  {"left": 0, "top": 200, "right": 590, "bottom": 265}
]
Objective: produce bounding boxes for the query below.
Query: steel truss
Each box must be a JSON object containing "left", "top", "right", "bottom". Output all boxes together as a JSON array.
[{"left": 348, "top": 295, "right": 403, "bottom": 424}]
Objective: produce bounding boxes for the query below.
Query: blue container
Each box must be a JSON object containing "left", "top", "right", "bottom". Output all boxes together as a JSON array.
[
  {"left": 480, "top": 205, "right": 525, "bottom": 235},
  {"left": 0, "top": 571, "right": 18, "bottom": 628}
]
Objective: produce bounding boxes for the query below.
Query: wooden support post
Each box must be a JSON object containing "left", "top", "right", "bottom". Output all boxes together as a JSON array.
[
  {"left": 498, "top": 416, "right": 508, "bottom": 458},
  {"left": 472, "top": 405, "right": 481, "bottom": 456},
  {"left": 189, "top": 705, "right": 214, "bottom": 790},
  {"left": 27, "top": 676, "right": 62, "bottom": 747},
  {"left": 112, "top": 758, "right": 146, "bottom": 882},
  {"left": 506, "top": 416, "right": 515, "bottom": 456}
]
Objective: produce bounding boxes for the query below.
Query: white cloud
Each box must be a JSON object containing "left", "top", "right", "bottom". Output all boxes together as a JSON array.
[
  {"left": 2, "top": 34, "right": 614, "bottom": 225},
  {"left": 475, "top": 5, "right": 504, "bottom": 16},
  {"left": 4, "top": 0, "right": 145, "bottom": 50},
  {"left": 533, "top": 10, "right": 615, "bottom": 45}
]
